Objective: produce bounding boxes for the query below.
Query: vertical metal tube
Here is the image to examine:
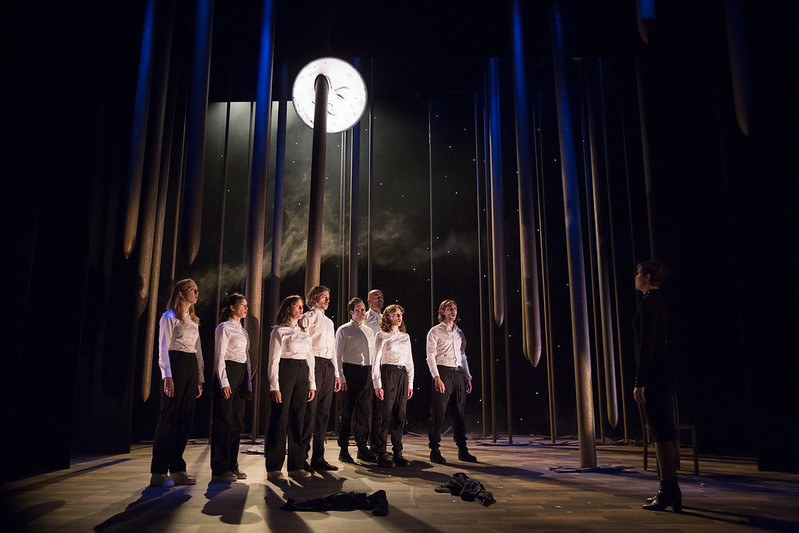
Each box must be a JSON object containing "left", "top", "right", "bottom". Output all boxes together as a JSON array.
[
  {"left": 587, "top": 59, "right": 619, "bottom": 429},
  {"left": 367, "top": 58, "right": 375, "bottom": 290},
  {"left": 339, "top": 131, "right": 347, "bottom": 319},
  {"left": 511, "top": 0, "right": 542, "bottom": 367},
  {"left": 245, "top": 0, "right": 276, "bottom": 439},
  {"left": 266, "top": 59, "right": 289, "bottom": 335},
  {"left": 635, "top": 57, "right": 658, "bottom": 259},
  {"left": 487, "top": 58, "right": 505, "bottom": 327},
  {"left": 534, "top": 89, "right": 558, "bottom": 442},
  {"left": 428, "top": 100, "right": 435, "bottom": 324},
  {"left": 474, "top": 91, "right": 488, "bottom": 438},
  {"left": 123, "top": 0, "right": 156, "bottom": 259},
  {"left": 350, "top": 58, "right": 363, "bottom": 299},
  {"left": 724, "top": 0, "right": 753, "bottom": 136},
  {"left": 136, "top": 0, "right": 175, "bottom": 317},
  {"left": 304, "top": 74, "right": 330, "bottom": 297},
  {"left": 483, "top": 77, "right": 497, "bottom": 442},
  {"left": 142, "top": 56, "right": 179, "bottom": 403},
  {"left": 551, "top": 0, "right": 597, "bottom": 467},
  {"left": 181, "top": 0, "right": 214, "bottom": 265}
]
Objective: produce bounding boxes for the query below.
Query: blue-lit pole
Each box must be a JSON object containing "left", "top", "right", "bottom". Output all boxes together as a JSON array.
[{"left": 551, "top": 0, "right": 597, "bottom": 468}]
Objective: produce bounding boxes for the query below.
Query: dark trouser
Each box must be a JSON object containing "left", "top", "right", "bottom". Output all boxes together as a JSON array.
[
  {"left": 151, "top": 351, "right": 199, "bottom": 474},
  {"left": 266, "top": 359, "right": 310, "bottom": 472},
  {"left": 337, "top": 363, "right": 373, "bottom": 449},
  {"left": 428, "top": 365, "right": 467, "bottom": 450},
  {"left": 302, "top": 357, "right": 335, "bottom": 463},
  {"left": 374, "top": 365, "right": 408, "bottom": 455},
  {"left": 210, "top": 361, "right": 248, "bottom": 475}
]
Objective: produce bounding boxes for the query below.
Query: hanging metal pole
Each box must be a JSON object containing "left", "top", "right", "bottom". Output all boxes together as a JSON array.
[
  {"left": 551, "top": 0, "right": 597, "bottom": 468},
  {"left": 245, "top": 0, "right": 276, "bottom": 440},
  {"left": 304, "top": 74, "right": 330, "bottom": 297},
  {"left": 123, "top": 0, "right": 157, "bottom": 259},
  {"left": 511, "top": 0, "right": 542, "bottom": 367},
  {"left": 349, "top": 57, "right": 364, "bottom": 299},
  {"left": 533, "top": 89, "right": 558, "bottom": 443},
  {"left": 487, "top": 59, "right": 506, "bottom": 328},
  {"left": 181, "top": 0, "right": 214, "bottom": 265},
  {"left": 367, "top": 57, "right": 375, "bottom": 290},
  {"left": 428, "top": 99, "right": 435, "bottom": 324},
  {"left": 483, "top": 75, "right": 497, "bottom": 442},
  {"left": 474, "top": 91, "right": 488, "bottom": 439}
]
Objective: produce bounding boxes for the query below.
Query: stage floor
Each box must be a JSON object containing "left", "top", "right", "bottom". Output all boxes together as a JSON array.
[{"left": 2, "top": 435, "right": 798, "bottom": 532}]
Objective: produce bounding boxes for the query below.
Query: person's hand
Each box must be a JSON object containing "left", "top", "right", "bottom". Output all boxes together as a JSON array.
[
  {"left": 307, "top": 389, "right": 316, "bottom": 402},
  {"left": 222, "top": 386, "right": 231, "bottom": 399},
  {"left": 434, "top": 376, "right": 446, "bottom": 394},
  {"left": 163, "top": 377, "right": 175, "bottom": 397},
  {"left": 340, "top": 382, "right": 348, "bottom": 392},
  {"left": 375, "top": 388, "right": 384, "bottom": 401},
  {"left": 407, "top": 388, "right": 414, "bottom": 400},
  {"left": 465, "top": 379, "right": 472, "bottom": 394},
  {"left": 196, "top": 383, "right": 203, "bottom": 398},
  {"left": 633, "top": 386, "right": 646, "bottom": 404},
  {"left": 271, "top": 390, "right": 282, "bottom": 403},
  {"left": 334, "top": 377, "right": 342, "bottom": 392}
]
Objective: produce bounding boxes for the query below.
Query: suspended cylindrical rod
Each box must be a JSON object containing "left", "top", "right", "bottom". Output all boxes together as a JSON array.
[
  {"left": 483, "top": 76, "right": 497, "bottom": 442},
  {"left": 181, "top": 0, "right": 214, "bottom": 265},
  {"left": 551, "top": 0, "right": 597, "bottom": 468},
  {"left": 123, "top": 0, "right": 157, "bottom": 259},
  {"left": 487, "top": 58, "right": 505, "bottom": 327},
  {"left": 245, "top": 0, "right": 276, "bottom": 439},
  {"left": 724, "top": 0, "right": 753, "bottom": 137},
  {"left": 141, "top": 61, "right": 179, "bottom": 403},
  {"left": 474, "top": 91, "right": 488, "bottom": 438},
  {"left": 349, "top": 57, "right": 363, "bottom": 299},
  {"left": 428, "top": 99, "right": 435, "bottom": 324},
  {"left": 587, "top": 58, "right": 619, "bottom": 429},
  {"left": 135, "top": 0, "right": 175, "bottom": 317},
  {"left": 511, "top": 0, "right": 542, "bottom": 367},
  {"left": 304, "top": 74, "right": 330, "bottom": 297}
]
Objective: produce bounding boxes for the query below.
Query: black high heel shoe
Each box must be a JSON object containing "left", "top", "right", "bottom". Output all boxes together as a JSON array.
[{"left": 642, "top": 480, "right": 682, "bottom": 512}]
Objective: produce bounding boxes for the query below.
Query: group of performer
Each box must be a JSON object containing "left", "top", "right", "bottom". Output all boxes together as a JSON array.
[
  {"left": 148, "top": 259, "right": 680, "bottom": 514},
  {"left": 148, "top": 282, "right": 477, "bottom": 487}
]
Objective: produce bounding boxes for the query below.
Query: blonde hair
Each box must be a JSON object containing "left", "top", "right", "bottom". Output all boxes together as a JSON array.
[{"left": 167, "top": 279, "right": 199, "bottom": 324}]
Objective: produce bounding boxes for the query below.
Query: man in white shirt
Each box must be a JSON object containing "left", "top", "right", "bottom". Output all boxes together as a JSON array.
[
  {"left": 426, "top": 299, "right": 477, "bottom": 464},
  {"left": 364, "top": 289, "right": 384, "bottom": 336},
  {"left": 335, "top": 297, "right": 378, "bottom": 463},
  {"left": 300, "top": 286, "right": 342, "bottom": 472}
]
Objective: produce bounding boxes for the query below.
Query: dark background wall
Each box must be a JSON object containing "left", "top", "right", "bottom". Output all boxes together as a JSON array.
[{"left": 2, "top": 0, "right": 798, "bottom": 482}]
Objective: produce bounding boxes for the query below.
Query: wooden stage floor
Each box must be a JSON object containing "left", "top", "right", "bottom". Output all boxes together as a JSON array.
[{"left": 2, "top": 435, "right": 798, "bottom": 532}]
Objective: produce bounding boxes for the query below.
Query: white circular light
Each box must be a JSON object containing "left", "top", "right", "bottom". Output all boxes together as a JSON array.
[{"left": 292, "top": 57, "right": 368, "bottom": 134}]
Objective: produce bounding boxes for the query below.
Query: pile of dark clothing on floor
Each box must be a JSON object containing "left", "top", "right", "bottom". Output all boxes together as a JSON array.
[
  {"left": 280, "top": 489, "right": 389, "bottom": 516},
  {"left": 435, "top": 472, "right": 495, "bottom": 506}
]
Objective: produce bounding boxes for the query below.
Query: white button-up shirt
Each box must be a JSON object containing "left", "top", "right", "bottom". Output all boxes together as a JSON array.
[
  {"left": 425, "top": 322, "right": 472, "bottom": 380},
  {"left": 372, "top": 330, "right": 414, "bottom": 390},
  {"left": 364, "top": 309, "right": 382, "bottom": 336},
  {"left": 159, "top": 309, "right": 204, "bottom": 382},
  {"left": 214, "top": 318, "right": 251, "bottom": 389},
  {"left": 268, "top": 325, "right": 316, "bottom": 391},
  {"left": 300, "top": 308, "right": 339, "bottom": 378},
  {"left": 336, "top": 320, "right": 375, "bottom": 384}
]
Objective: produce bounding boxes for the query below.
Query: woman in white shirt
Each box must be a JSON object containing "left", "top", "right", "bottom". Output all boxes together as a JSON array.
[
  {"left": 150, "top": 279, "right": 205, "bottom": 488},
  {"left": 210, "top": 293, "right": 252, "bottom": 483},
  {"left": 372, "top": 304, "right": 414, "bottom": 468},
  {"left": 265, "top": 295, "right": 317, "bottom": 480}
]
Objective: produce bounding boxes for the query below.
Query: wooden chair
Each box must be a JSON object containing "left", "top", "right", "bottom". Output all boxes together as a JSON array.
[{"left": 641, "top": 394, "right": 699, "bottom": 475}]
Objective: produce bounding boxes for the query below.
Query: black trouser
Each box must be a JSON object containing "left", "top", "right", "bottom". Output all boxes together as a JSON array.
[
  {"left": 266, "top": 359, "right": 309, "bottom": 472},
  {"left": 151, "top": 351, "right": 199, "bottom": 474},
  {"left": 302, "top": 357, "right": 335, "bottom": 464},
  {"left": 374, "top": 365, "right": 408, "bottom": 455},
  {"left": 337, "top": 363, "right": 373, "bottom": 449},
  {"left": 428, "top": 365, "right": 467, "bottom": 450},
  {"left": 210, "top": 361, "right": 248, "bottom": 475}
]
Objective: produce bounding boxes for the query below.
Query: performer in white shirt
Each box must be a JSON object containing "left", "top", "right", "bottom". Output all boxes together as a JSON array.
[
  {"left": 372, "top": 304, "right": 414, "bottom": 468},
  {"left": 300, "top": 286, "right": 341, "bottom": 472},
  {"left": 426, "top": 299, "right": 477, "bottom": 464},
  {"left": 364, "top": 288, "right": 384, "bottom": 336},
  {"left": 210, "top": 293, "right": 252, "bottom": 483},
  {"left": 265, "top": 295, "right": 316, "bottom": 480},
  {"left": 335, "top": 297, "right": 378, "bottom": 463},
  {"left": 150, "top": 279, "right": 205, "bottom": 488}
]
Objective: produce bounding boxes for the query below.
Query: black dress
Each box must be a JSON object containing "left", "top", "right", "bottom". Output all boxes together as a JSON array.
[{"left": 634, "top": 288, "right": 678, "bottom": 442}]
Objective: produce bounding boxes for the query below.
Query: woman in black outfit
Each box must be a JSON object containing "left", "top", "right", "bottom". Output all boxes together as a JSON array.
[{"left": 633, "top": 259, "right": 680, "bottom": 512}]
